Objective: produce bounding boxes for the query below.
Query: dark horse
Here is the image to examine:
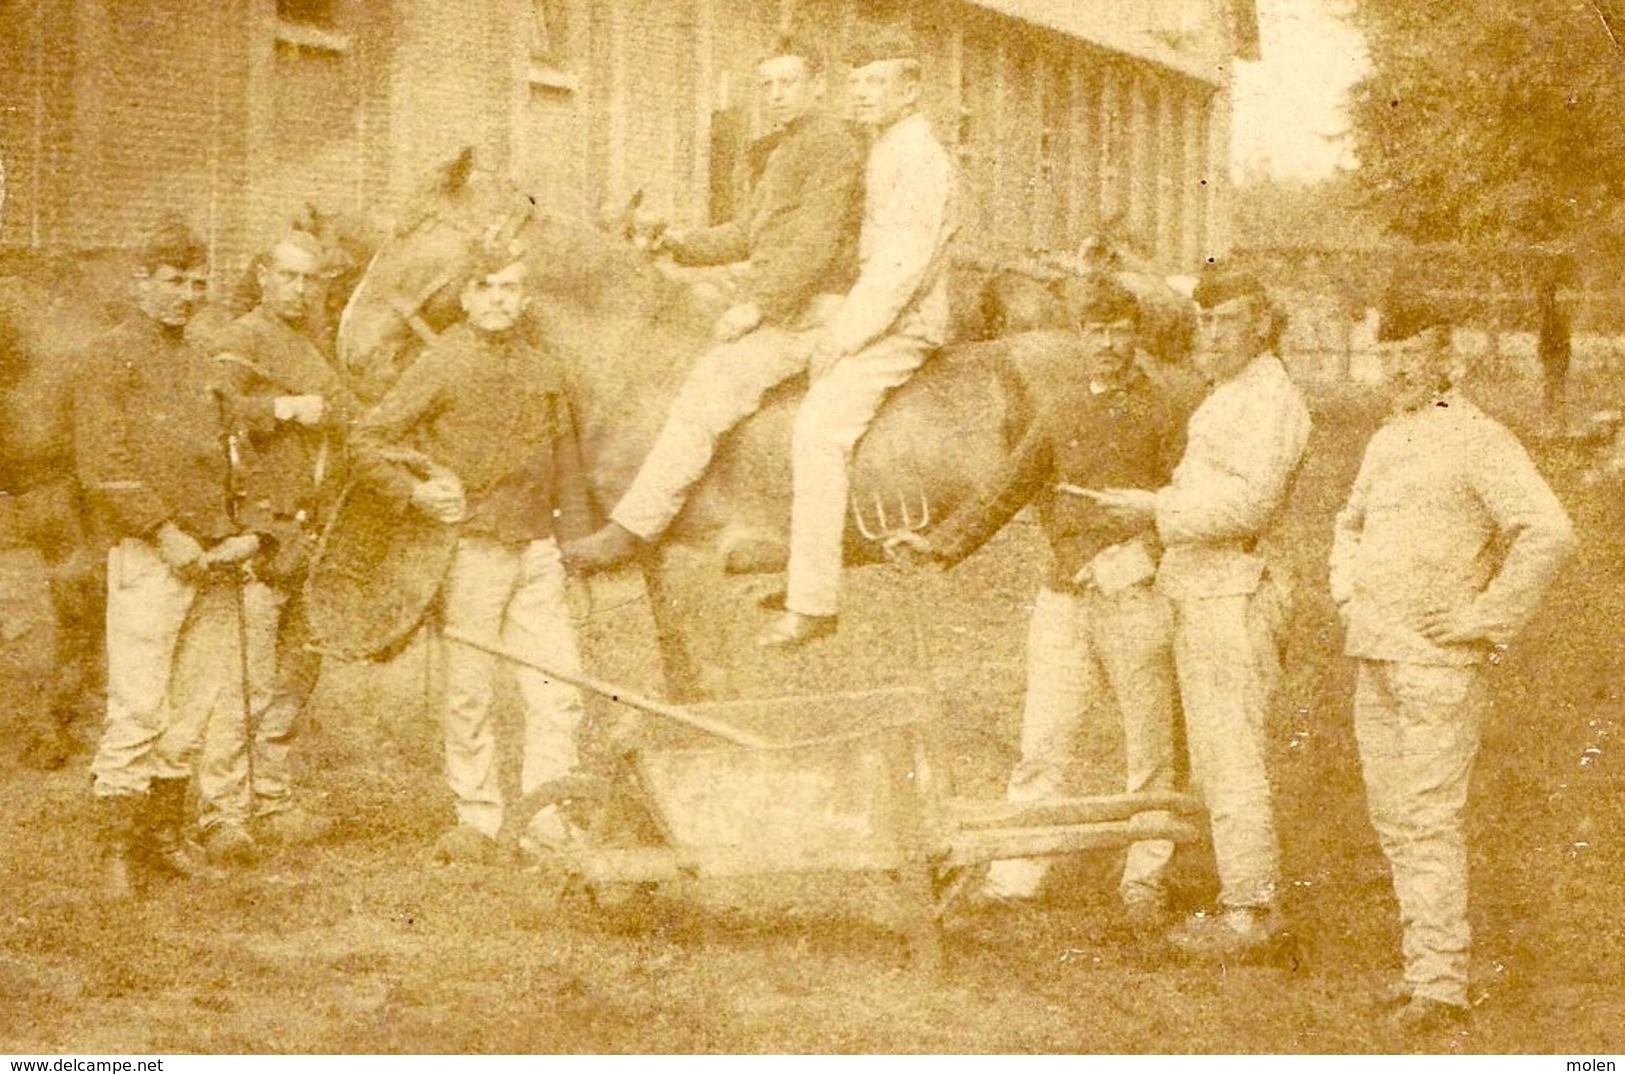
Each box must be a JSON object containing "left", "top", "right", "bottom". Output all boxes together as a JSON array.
[{"left": 337, "top": 150, "right": 1135, "bottom": 700}]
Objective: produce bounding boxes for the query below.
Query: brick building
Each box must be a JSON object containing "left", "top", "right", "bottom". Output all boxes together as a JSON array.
[{"left": 0, "top": 0, "right": 1255, "bottom": 279}]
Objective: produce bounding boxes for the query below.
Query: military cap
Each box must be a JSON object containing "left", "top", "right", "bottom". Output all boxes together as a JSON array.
[
  {"left": 1192, "top": 264, "right": 1268, "bottom": 309},
  {"left": 1067, "top": 273, "right": 1141, "bottom": 326},
  {"left": 843, "top": 25, "right": 920, "bottom": 70}
]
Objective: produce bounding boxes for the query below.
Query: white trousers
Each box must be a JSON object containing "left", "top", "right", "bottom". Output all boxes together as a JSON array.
[
  {"left": 786, "top": 333, "right": 930, "bottom": 616},
  {"left": 439, "top": 536, "right": 586, "bottom": 839},
  {"left": 1353, "top": 659, "right": 1482, "bottom": 1007},
  {"left": 610, "top": 302, "right": 929, "bottom": 618},
  {"left": 986, "top": 584, "right": 1179, "bottom": 901},
  {"left": 91, "top": 538, "right": 213, "bottom": 798},
  {"left": 194, "top": 583, "right": 317, "bottom": 831},
  {"left": 611, "top": 312, "right": 828, "bottom": 541},
  {"left": 1168, "top": 575, "right": 1287, "bottom": 910}
]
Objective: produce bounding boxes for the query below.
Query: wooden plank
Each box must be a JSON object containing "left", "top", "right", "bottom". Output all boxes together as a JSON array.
[
  {"left": 946, "top": 817, "right": 1203, "bottom": 869},
  {"left": 948, "top": 791, "right": 1204, "bottom": 830}
]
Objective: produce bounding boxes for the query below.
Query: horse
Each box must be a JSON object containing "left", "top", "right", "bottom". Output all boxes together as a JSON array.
[
  {"left": 0, "top": 215, "right": 373, "bottom": 768},
  {"left": 336, "top": 149, "right": 1160, "bottom": 701}
]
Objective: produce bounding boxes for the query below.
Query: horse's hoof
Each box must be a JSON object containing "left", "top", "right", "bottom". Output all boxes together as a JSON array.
[{"left": 755, "top": 612, "right": 837, "bottom": 650}]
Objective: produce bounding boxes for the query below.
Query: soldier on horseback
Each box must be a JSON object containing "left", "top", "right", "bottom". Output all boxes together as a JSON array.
[
  {"left": 567, "top": 28, "right": 957, "bottom": 651},
  {"left": 562, "top": 32, "right": 864, "bottom": 610}
]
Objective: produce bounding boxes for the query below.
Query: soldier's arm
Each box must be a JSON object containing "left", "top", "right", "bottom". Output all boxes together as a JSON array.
[
  {"left": 931, "top": 417, "right": 1056, "bottom": 568},
  {"left": 1156, "top": 385, "right": 1311, "bottom": 545},
  {"left": 1328, "top": 447, "right": 1373, "bottom": 608},
  {"left": 211, "top": 345, "right": 281, "bottom": 435},
  {"left": 667, "top": 220, "right": 749, "bottom": 267},
  {"left": 1459, "top": 427, "right": 1577, "bottom": 644},
  {"left": 351, "top": 351, "right": 449, "bottom": 511},
  {"left": 549, "top": 393, "right": 595, "bottom": 543},
  {"left": 749, "top": 128, "right": 864, "bottom": 325},
  {"left": 73, "top": 353, "right": 171, "bottom": 538},
  {"left": 827, "top": 139, "right": 954, "bottom": 356}
]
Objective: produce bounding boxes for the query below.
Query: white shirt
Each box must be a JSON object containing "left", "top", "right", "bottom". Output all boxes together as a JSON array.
[
  {"left": 1330, "top": 391, "right": 1574, "bottom": 665},
  {"left": 1154, "top": 353, "right": 1312, "bottom": 598},
  {"left": 826, "top": 111, "right": 956, "bottom": 355}
]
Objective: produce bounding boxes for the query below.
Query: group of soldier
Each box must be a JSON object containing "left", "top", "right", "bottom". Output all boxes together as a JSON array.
[{"left": 58, "top": 24, "right": 1579, "bottom": 1042}]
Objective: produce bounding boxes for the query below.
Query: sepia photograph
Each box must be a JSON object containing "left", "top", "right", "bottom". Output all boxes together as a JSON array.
[{"left": 0, "top": 0, "right": 1621, "bottom": 1058}]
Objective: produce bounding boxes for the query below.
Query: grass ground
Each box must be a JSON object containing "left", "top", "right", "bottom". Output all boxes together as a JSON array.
[{"left": 1, "top": 353, "right": 1621, "bottom": 1055}]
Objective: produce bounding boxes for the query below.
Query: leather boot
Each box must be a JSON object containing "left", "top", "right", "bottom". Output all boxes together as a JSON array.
[
  {"left": 94, "top": 795, "right": 143, "bottom": 902},
  {"left": 138, "top": 778, "right": 222, "bottom": 881}
]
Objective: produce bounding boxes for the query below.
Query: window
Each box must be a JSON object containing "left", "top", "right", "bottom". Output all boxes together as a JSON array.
[
  {"left": 277, "top": 0, "right": 334, "bottom": 27},
  {"left": 275, "top": 0, "right": 350, "bottom": 53},
  {"left": 528, "top": 0, "right": 579, "bottom": 90}
]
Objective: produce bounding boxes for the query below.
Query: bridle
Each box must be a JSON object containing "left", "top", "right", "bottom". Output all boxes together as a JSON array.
[{"left": 359, "top": 186, "right": 537, "bottom": 349}]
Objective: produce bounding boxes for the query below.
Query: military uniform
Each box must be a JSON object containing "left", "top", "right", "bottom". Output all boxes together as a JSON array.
[
  {"left": 196, "top": 305, "right": 357, "bottom": 838},
  {"left": 354, "top": 322, "right": 592, "bottom": 846},
  {"left": 931, "top": 362, "right": 1188, "bottom": 906},
  {"left": 75, "top": 315, "right": 245, "bottom": 851},
  {"left": 786, "top": 109, "right": 956, "bottom": 619},
  {"left": 1330, "top": 390, "right": 1573, "bottom": 1009},
  {"left": 1153, "top": 351, "right": 1310, "bottom": 915},
  {"left": 608, "top": 111, "right": 863, "bottom": 542}
]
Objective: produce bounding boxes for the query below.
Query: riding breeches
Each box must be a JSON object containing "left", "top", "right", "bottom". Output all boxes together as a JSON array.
[
  {"left": 986, "top": 583, "right": 1179, "bottom": 902},
  {"left": 437, "top": 536, "right": 585, "bottom": 842}
]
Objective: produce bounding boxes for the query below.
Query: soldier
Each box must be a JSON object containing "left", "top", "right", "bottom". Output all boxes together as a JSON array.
[
  {"left": 563, "top": 33, "right": 863, "bottom": 594},
  {"left": 1330, "top": 309, "right": 1573, "bottom": 1033},
  {"left": 888, "top": 276, "right": 1191, "bottom": 928},
  {"left": 196, "top": 231, "right": 356, "bottom": 864},
  {"left": 352, "top": 245, "right": 593, "bottom": 865},
  {"left": 75, "top": 223, "right": 260, "bottom": 899},
  {"left": 1090, "top": 268, "right": 1311, "bottom": 960}
]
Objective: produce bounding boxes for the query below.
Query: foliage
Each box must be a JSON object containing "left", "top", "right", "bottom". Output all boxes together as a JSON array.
[{"left": 1345, "top": 0, "right": 1625, "bottom": 247}]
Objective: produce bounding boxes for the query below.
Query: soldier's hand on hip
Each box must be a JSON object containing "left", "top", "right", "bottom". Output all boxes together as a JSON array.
[
  {"left": 714, "top": 301, "right": 763, "bottom": 343},
  {"left": 274, "top": 394, "right": 327, "bottom": 427},
  {"left": 1417, "top": 605, "right": 1489, "bottom": 646},
  {"left": 154, "top": 522, "right": 205, "bottom": 574}
]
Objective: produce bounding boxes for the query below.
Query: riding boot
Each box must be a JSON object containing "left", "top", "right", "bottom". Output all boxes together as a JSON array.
[
  {"left": 94, "top": 795, "right": 143, "bottom": 902},
  {"left": 139, "top": 777, "right": 221, "bottom": 881}
]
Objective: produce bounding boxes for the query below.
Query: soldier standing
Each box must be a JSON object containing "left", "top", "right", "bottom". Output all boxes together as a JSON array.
[
  {"left": 75, "top": 224, "right": 259, "bottom": 899},
  {"left": 888, "top": 277, "right": 1192, "bottom": 928},
  {"left": 1091, "top": 268, "right": 1311, "bottom": 960},
  {"left": 1330, "top": 310, "right": 1573, "bottom": 1033},
  {"left": 353, "top": 247, "right": 594, "bottom": 865},
  {"left": 196, "top": 231, "right": 356, "bottom": 863}
]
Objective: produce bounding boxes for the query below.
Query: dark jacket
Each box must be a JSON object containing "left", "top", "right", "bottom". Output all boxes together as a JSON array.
[
  {"left": 74, "top": 315, "right": 236, "bottom": 545},
  {"left": 210, "top": 305, "right": 358, "bottom": 530},
  {"left": 352, "top": 323, "right": 592, "bottom": 546},
  {"left": 932, "top": 362, "right": 1189, "bottom": 590},
  {"left": 670, "top": 112, "right": 863, "bottom": 326}
]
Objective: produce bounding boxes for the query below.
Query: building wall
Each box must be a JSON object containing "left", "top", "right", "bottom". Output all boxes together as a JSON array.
[{"left": 0, "top": 0, "right": 1234, "bottom": 279}]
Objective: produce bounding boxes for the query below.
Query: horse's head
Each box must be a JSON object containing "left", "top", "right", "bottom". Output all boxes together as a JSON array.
[{"left": 338, "top": 148, "right": 537, "bottom": 399}]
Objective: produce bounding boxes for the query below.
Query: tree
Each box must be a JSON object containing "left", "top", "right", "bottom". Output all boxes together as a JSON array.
[{"left": 1346, "top": 0, "right": 1625, "bottom": 248}]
